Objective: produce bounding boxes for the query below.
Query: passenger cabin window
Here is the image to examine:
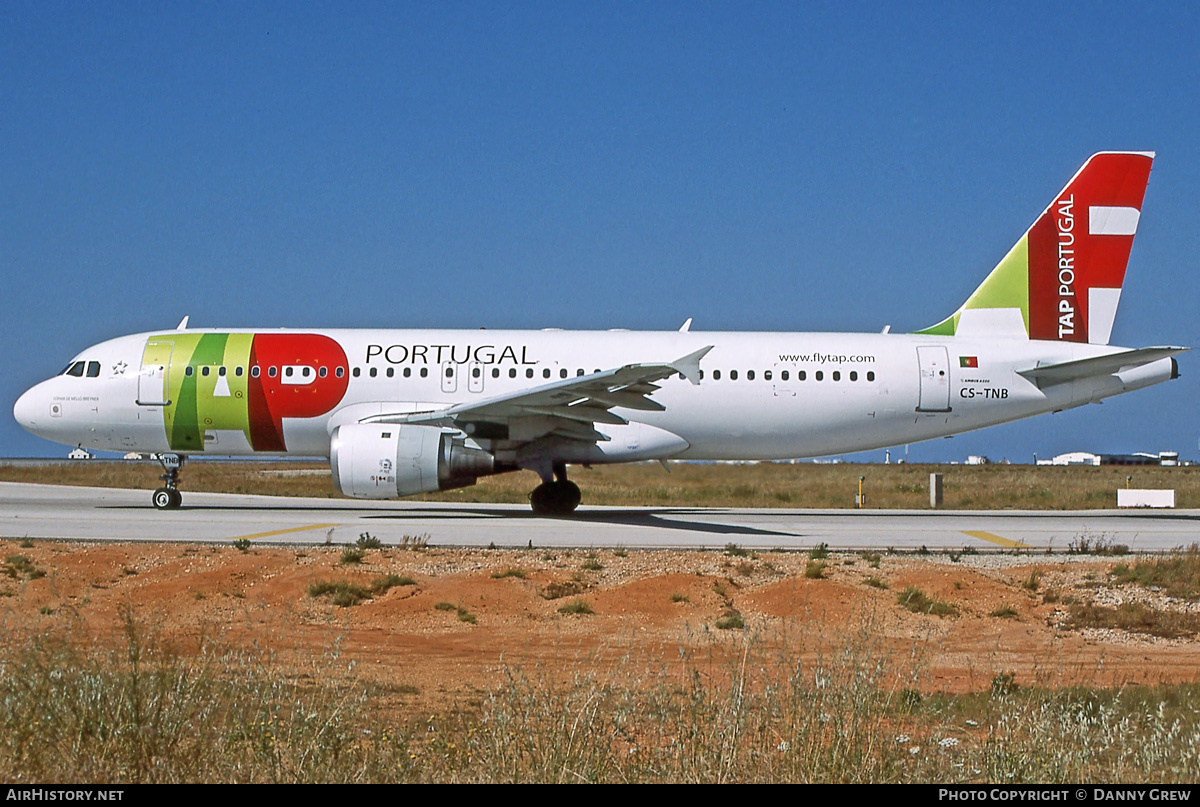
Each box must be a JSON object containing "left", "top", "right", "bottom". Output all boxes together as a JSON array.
[
  {"left": 713, "top": 370, "right": 722, "bottom": 380},
  {"left": 369, "top": 367, "right": 378, "bottom": 378},
  {"left": 764, "top": 370, "right": 772, "bottom": 381},
  {"left": 336, "top": 367, "right": 345, "bottom": 378},
  {"left": 747, "top": 370, "right": 755, "bottom": 381},
  {"left": 867, "top": 371, "right": 875, "bottom": 382},
  {"left": 832, "top": 371, "right": 840, "bottom": 381},
  {"left": 185, "top": 366, "right": 194, "bottom": 377},
  {"left": 251, "top": 366, "right": 260, "bottom": 378},
  {"left": 386, "top": 368, "right": 394, "bottom": 378},
  {"left": 798, "top": 370, "right": 806, "bottom": 381},
  {"left": 730, "top": 370, "right": 738, "bottom": 381},
  {"left": 815, "top": 371, "right": 824, "bottom": 381},
  {"left": 319, "top": 367, "right": 327, "bottom": 378},
  {"left": 403, "top": 367, "right": 411, "bottom": 378},
  {"left": 419, "top": 368, "right": 428, "bottom": 378},
  {"left": 235, "top": 366, "right": 244, "bottom": 377},
  {"left": 780, "top": 370, "right": 789, "bottom": 381},
  {"left": 850, "top": 371, "right": 857, "bottom": 381},
  {"left": 352, "top": 368, "right": 360, "bottom": 378}
]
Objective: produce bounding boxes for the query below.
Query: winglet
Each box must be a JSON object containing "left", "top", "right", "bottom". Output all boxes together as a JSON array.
[
  {"left": 176, "top": 316, "right": 189, "bottom": 330},
  {"left": 679, "top": 318, "right": 693, "bottom": 333},
  {"left": 670, "top": 345, "right": 713, "bottom": 385}
]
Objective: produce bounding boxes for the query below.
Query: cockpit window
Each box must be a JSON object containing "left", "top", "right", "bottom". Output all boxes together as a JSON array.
[
  {"left": 63, "top": 361, "right": 85, "bottom": 377},
  {"left": 86, "top": 361, "right": 101, "bottom": 377}
]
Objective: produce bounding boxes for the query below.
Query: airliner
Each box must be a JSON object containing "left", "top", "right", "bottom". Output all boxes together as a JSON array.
[{"left": 13, "top": 152, "right": 1185, "bottom": 514}]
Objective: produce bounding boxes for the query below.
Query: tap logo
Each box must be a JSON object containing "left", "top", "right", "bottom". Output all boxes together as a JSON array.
[{"left": 146, "top": 333, "right": 350, "bottom": 451}]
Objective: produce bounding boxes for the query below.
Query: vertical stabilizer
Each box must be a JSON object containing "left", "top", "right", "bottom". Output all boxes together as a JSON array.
[{"left": 917, "top": 152, "right": 1154, "bottom": 344}]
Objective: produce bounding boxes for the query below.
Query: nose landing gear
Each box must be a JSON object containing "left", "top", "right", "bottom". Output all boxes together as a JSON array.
[{"left": 151, "top": 453, "right": 185, "bottom": 510}]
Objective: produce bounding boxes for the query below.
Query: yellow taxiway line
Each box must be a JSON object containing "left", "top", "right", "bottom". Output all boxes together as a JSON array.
[
  {"left": 961, "top": 530, "right": 1033, "bottom": 549},
  {"left": 229, "top": 523, "right": 341, "bottom": 542}
]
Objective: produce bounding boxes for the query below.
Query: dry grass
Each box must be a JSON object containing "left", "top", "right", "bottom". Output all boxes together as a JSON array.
[
  {"left": 1110, "top": 545, "right": 1200, "bottom": 600},
  {"left": 3, "top": 460, "right": 1199, "bottom": 509},
  {"left": 2, "top": 614, "right": 1198, "bottom": 783},
  {"left": 1065, "top": 602, "right": 1200, "bottom": 639}
]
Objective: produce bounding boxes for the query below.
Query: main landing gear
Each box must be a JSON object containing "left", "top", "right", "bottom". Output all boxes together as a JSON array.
[
  {"left": 151, "top": 453, "right": 186, "bottom": 510},
  {"left": 529, "top": 462, "right": 582, "bottom": 516}
]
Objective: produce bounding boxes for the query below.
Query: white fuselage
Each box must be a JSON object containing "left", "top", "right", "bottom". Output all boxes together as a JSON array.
[{"left": 14, "top": 328, "right": 1176, "bottom": 463}]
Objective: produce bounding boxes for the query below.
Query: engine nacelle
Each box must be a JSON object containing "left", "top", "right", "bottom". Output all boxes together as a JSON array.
[{"left": 330, "top": 423, "right": 494, "bottom": 499}]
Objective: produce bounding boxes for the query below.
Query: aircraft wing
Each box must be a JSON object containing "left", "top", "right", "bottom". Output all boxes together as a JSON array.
[
  {"left": 362, "top": 346, "right": 713, "bottom": 442},
  {"left": 1017, "top": 346, "right": 1187, "bottom": 388}
]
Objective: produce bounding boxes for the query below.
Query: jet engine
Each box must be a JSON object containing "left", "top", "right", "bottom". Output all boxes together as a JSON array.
[{"left": 330, "top": 423, "right": 494, "bottom": 499}]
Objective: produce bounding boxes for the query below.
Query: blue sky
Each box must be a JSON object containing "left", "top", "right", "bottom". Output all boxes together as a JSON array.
[{"left": 3, "top": 1, "right": 1197, "bottom": 462}]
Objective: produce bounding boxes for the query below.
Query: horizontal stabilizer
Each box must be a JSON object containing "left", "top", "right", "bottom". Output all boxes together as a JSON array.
[{"left": 1018, "top": 346, "right": 1187, "bottom": 388}]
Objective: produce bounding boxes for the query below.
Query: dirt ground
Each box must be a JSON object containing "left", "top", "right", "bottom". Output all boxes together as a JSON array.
[{"left": 3, "top": 539, "right": 1198, "bottom": 713}]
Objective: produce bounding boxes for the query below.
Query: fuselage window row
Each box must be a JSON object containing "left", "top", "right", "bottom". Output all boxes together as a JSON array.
[{"left": 162, "top": 363, "right": 877, "bottom": 385}]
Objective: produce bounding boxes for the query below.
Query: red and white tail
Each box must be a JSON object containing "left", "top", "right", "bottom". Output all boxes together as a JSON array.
[
  {"left": 1028, "top": 151, "right": 1154, "bottom": 344},
  {"left": 919, "top": 152, "right": 1154, "bottom": 345}
]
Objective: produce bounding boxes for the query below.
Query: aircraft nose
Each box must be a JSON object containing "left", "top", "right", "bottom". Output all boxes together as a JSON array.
[{"left": 13, "top": 385, "right": 43, "bottom": 435}]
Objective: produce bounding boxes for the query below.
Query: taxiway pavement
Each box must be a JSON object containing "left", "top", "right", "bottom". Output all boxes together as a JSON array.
[{"left": 2, "top": 482, "right": 1197, "bottom": 552}]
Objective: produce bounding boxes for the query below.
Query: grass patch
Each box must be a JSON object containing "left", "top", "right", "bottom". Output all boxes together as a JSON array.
[
  {"left": 371, "top": 574, "right": 415, "bottom": 594},
  {"left": 670, "top": 593, "right": 689, "bottom": 603},
  {"left": 809, "top": 543, "right": 830, "bottom": 560},
  {"left": 433, "top": 601, "right": 476, "bottom": 623},
  {"left": 309, "top": 580, "right": 373, "bottom": 607},
  {"left": 990, "top": 606, "right": 1019, "bottom": 619},
  {"left": 1110, "top": 545, "right": 1200, "bottom": 600},
  {"left": 557, "top": 600, "right": 594, "bottom": 615},
  {"left": 863, "top": 576, "right": 888, "bottom": 590},
  {"left": 580, "top": 558, "right": 604, "bottom": 572},
  {"left": 356, "top": 532, "right": 383, "bottom": 549},
  {"left": 724, "top": 543, "right": 750, "bottom": 558},
  {"left": 3, "top": 555, "right": 45, "bottom": 581},
  {"left": 541, "top": 581, "right": 586, "bottom": 600},
  {"left": 491, "top": 568, "right": 527, "bottom": 579},
  {"left": 897, "top": 586, "right": 957, "bottom": 617},
  {"left": 714, "top": 610, "right": 745, "bottom": 630},
  {"left": 804, "top": 561, "right": 827, "bottom": 580},
  {"left": 1068, "top": 535, "right": 1129, "bottom": 556},
  {"left": 340, "top": 548, "right": 365, "bottom": 565},
  {"left": 1022, "top": 570, "right": 1041, "bottom": 591},
  {"left": 1065, "top": 601, "right": 1200, "bottom": 639}
]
